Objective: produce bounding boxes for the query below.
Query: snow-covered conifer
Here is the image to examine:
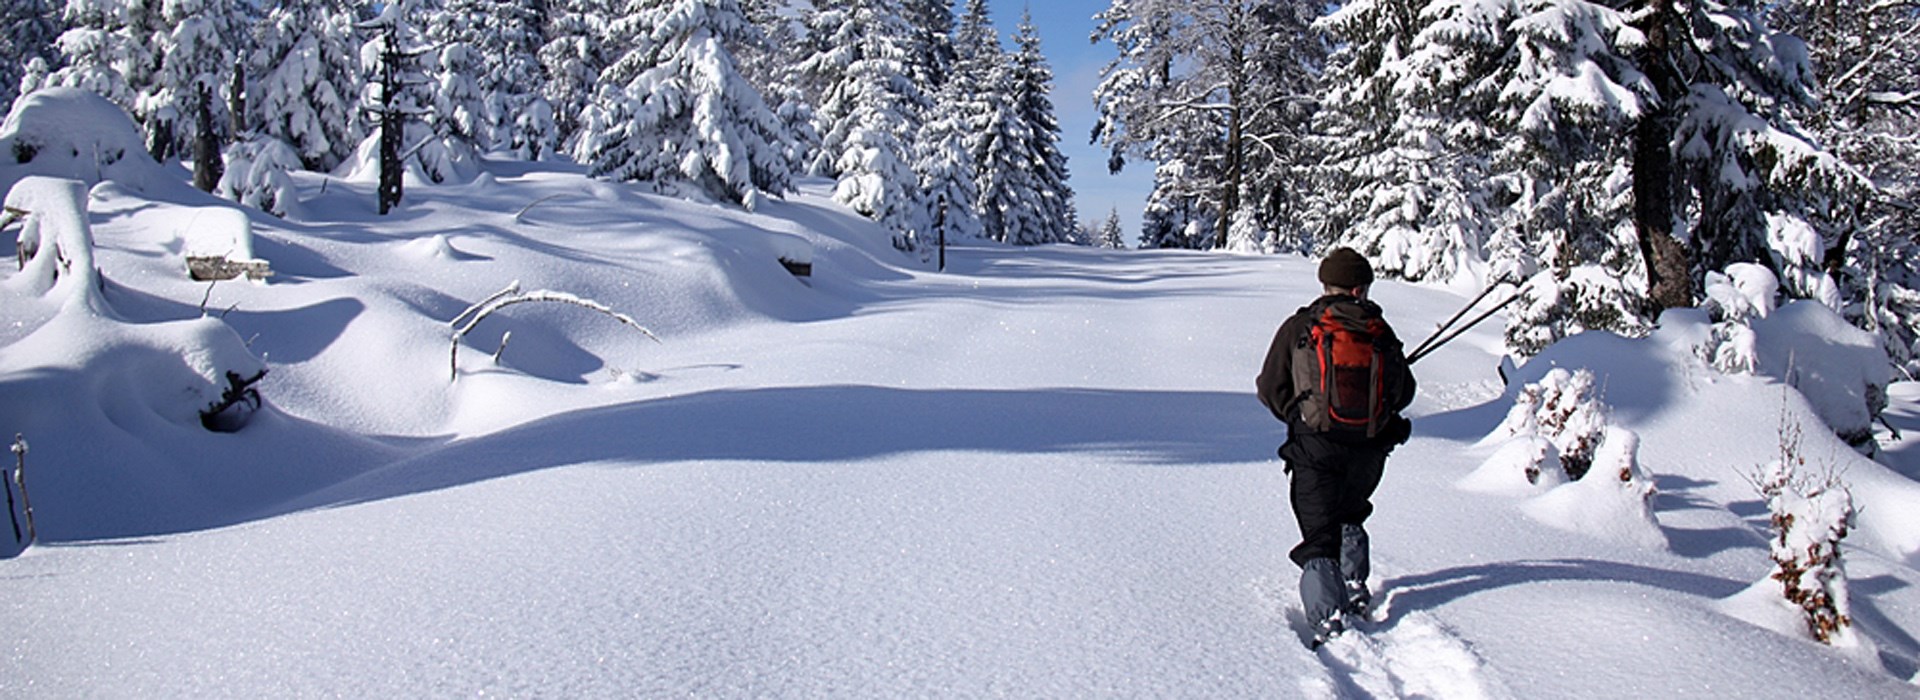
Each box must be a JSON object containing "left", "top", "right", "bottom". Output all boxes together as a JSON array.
[
  {"left": 217, "top": 134, "right": 303, "bottom": 217},
  {"left": 573, "top": 0, "right": 792, "bottom": 209},
  {"left": 799, "top": 0, "right": 930, "bottom": 232},
  {"left": 1097, "top": 208, "right": 1125, "bottom": 249},
  {"left": 539, "top": 0, "right": 614, "bottom": 149},
  {"left": 1096, "top": 0, "right": 1321, "bottom": 250},
  {"left": 427, "top": 0, "right": 550, "bottom": 158},
  {"left": 156, "top": 0, "right": 250, "bottom": 188},
  {"left": 1, "top": 0, "right": 63, "bottom": 115},
  {"left": 1004, "top": 9, "right": 1074, "bottom": 245},
  {"left": 41, "top": 0, "right": 166, "bottom": 145},
  {"left": 247, "top": 0, "right": 365, "bottom": 172}
]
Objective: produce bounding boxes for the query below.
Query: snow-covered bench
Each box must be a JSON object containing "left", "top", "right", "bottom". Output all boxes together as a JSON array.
[{"left": 182, "top": 207, "right": 272, "bottom": 282}]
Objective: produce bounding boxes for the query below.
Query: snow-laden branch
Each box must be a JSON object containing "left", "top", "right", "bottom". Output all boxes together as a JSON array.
[{"left": 449, "top": 282, "right": 662, "bottom": 381}]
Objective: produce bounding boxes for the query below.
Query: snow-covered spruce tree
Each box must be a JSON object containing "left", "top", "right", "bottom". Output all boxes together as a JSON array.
[
  {"left": 1311, "top": 0, "right": 1510, "bottom": 284},
  {"left": 1003, "top": 9, "right": 1074, "bottom": 245},
  {"left": 799, "top": 0, "right": 931, "bottom": 234},
  {"left": 216, "top": 135, "right": 303, "bottom": 217},
  {"left": 573, "top": 0, "right": 791, "bottom": 210},
  {"left": 1699, "top": 262, "right": 1779, "bottom": 374},
  {"left": 427, "top": 0, "right": 552, "bottom": 159},
  {"left": 1097, "top": 208, "right": 1125, "bottom": 249},
  {"left": 1769, "top": 1, "right": 1920, "bottom": 376},
  {"left": 915, "top": 77, "right": 983, "bottom": 245},
  {"left": 540, "top": 0, "right": 614, "bottom": 150},
  {"left": 1137, "top": 160, "right": 1218, "bottom": 249},
  {"left": 246, "top": 0, "right": 365, "bottom": 173},
  {"left": 1, "top": 0, "right": 63, "bottom": 115},
  {"left": 359, "top": 0, "right": 438, "bottom": 213},
  {"left": 39, "top": 0, "right": 165, "bottom": 148},
  {"left": 1094, "top": 0, "right": 1322, "bottom": 251},
  {"left": 735, "top": 0, "right": 817, "bottom": 171},
  {"left": 1755, "top": 412, "right": 1857, "bottom": 646},
  {"left": 155, "top": 0, "right": 251, "bottom": 190},
  {"left": 949, "top": 0, "right": 1030, "bottom": 245},
  {"left": 1623, "top": 0, "right": 1865, "bottom": 313}
]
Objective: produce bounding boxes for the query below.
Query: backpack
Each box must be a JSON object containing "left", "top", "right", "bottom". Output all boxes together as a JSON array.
[{"left": 1289, "top": 299, "right": 1398, "bottom": 437}]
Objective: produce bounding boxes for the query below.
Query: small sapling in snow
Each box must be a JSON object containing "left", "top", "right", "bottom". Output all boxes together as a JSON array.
[{"left": 1752, "top": 408, "right": 1857, "bottom": 645}]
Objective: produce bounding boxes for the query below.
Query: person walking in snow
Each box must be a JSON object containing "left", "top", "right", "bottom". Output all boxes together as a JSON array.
[{"left": 1255, "top": 247, "right": 1416, "bottom": 645}]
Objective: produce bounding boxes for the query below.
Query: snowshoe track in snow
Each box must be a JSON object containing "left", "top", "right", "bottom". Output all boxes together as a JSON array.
[{"left": 1273, "top": 582, "right": 1511, "bottom": 699}]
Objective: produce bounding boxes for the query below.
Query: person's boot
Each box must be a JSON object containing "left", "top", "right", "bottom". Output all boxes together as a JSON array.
[
  {"left": 1300, "top": 557, "right": 1345, "bottom": 646},
  {"left": 1340, "top": 523, "right": 1371, "bottom": 617}
]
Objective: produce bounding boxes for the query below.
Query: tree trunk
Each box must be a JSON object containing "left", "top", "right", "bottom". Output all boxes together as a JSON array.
[
  {"left": 1631, "top": 2, "right": 1694, "bottom": 313},
  {"left": 377, "top": 27, "right": 403, "bottom": 216},
  {"left": 192, "top": 85, "right": 223, "bottom": 193}
]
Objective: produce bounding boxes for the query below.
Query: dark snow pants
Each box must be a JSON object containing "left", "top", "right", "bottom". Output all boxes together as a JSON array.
[{"left": 1280, "top": 430, "right": 1387, "bottom": 567}]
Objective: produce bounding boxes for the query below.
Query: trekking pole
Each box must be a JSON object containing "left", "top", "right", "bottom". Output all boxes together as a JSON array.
[
  {"left": 11, "top": 435, "right": 33, "bottom": 544},
  {"left": 2, "top": 461, "right": 19, "bottom": 544},
  {"left": 1408, "top": 288, "right": 1526, "bottom": 365},
  {"left": 1408, "top": 279, "right": 1510, "bottom": 362}
]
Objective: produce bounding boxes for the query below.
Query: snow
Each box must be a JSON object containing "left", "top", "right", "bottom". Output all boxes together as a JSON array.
[{"left": 4, "top": 99, "right": 1920, "bottom": 696}]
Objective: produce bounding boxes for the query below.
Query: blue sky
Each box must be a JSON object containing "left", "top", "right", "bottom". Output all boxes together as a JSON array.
[{"left": 985, "top": 0, "right": 1153, "bottom": 238}]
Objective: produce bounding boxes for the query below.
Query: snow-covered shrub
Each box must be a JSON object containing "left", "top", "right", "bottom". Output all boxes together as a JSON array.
[
  {"left": 217, "top": 136, "right": 303, "bottom": 218},
  {"left": 1700, "top": 262, "right": 1779, "bottom": 374},
  {"left": 1488, "top": 367, "right": 1608, "bottom": 483},
  {"left": 1754, "top": 417, "right": 1857, "bottom": 646}
]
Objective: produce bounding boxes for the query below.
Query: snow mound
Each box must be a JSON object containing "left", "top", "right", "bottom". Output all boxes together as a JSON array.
[
  {"left": 0, "top": 88, "right": 162, "bottom": 193},
  {"left": 1751, "top": 300, "right": 1891, "bottom": 450},
  {"left": 1519, "top": 427, "right": 1665, "bottom": 550},
  {"left": 4, "top": 176, "right": 102, "bottom": 310}
]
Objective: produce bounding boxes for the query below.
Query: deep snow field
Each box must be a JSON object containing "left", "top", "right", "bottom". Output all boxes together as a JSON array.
[{"left": 3, "top": 100, "right": 1920, "bottom": 698}]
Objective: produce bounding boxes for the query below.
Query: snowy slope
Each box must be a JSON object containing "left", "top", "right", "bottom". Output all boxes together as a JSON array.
[{"left": 2, "top": 130, "right": 1919, "bottom": 695}]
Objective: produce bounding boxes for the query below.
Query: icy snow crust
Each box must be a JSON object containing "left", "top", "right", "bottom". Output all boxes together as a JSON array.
[{"left": 4, "top": 156, "right": 1920, "bottom": 693}]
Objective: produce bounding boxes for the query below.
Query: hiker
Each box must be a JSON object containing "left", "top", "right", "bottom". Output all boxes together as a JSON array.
[{"left": 1255, "top": 247, "right": 1416, "bottom": 645}]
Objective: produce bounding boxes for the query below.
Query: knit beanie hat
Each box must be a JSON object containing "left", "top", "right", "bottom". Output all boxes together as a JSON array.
[{"left": 1318, "top": 247, "right": 1374, "bottom": 289}]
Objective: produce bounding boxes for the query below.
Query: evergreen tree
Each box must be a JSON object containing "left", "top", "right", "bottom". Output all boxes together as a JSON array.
[
  {"left": 737, "top": 0, "right": 817, "bottom": 170},
  {"left": 1098, "top": 208, "right": 1125, "bottom": 249},
  {"left": 40, "top": 0, "right": 167, "bottom": 151},
  {"left": 573, "top": 0, "right": 792, "bottom": 209},
  {"left": 157, "top": 0, "right": 251, "bottom": 189},
  {"left": 360, "top": 0, "right": 436, "bottom": 213},
  {"left": 430, "top": 0, "right": 552, "bottom": 158},
  {"left": 1770, "top": 1, "right": 1920, "bottom": 373},
  {"left": 247, "top": 0, "right": 366, "bottom": 172},
  {"left": 1006, "top": 9, "right": 1075, "bottom": 244},
  {"left": 916, "top": 75, "right": 984, "bottom": 242},
  {"left": 949, "top": 0, "right": 1026, "bottom": 243},
  {"left": 1622, "top": 0, "right": 1860, "bottom": 312},
  {"left": 1, "top": 0, "right": 63, "bottom": 115},
  {"left": 1095, "top": 0, "right": 1319, "bottom": 250},
  {"left": 799, "top": 0, "right": 931, "bottom": 234},
  {"left": 540, "top": 0, "right": 614, "bottom": 149}
]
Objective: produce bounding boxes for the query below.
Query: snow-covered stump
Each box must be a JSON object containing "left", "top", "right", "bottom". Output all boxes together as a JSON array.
[
  {"left": 2, "top": 176, "right": 105, "bottom": 312},
  {"left": 181, "top": 206, "right": 272, "bottom": 282},
  {"left": 770, "top": 232, "right": 813, "bottom": 278}
]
